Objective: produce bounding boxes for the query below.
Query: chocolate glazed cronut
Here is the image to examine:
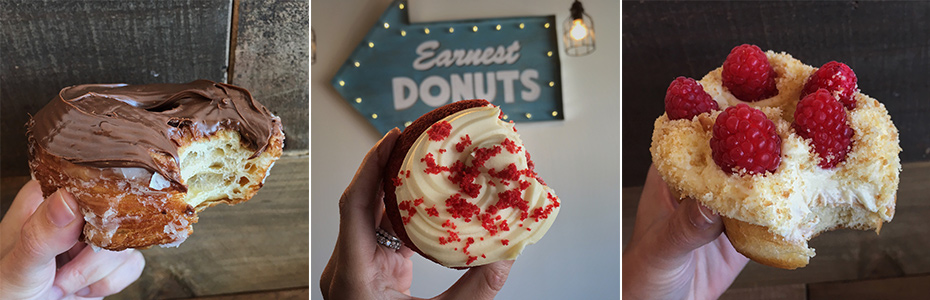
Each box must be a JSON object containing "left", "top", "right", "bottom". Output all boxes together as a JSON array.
[{"left": 27, "top": 80, "right": 284, "bottom": 250}]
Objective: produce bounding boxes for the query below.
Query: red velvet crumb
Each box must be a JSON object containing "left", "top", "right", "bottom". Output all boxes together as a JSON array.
[
  {"left": 501, "top": 138, "right": 522, "bottom": 154},
  {"left": 426, "top": 206, "right": 439, "bottom": 217},
  {"left": 472, "top": 145, "right": 502, "bottom": 168},
  {"left": 439, "top": 229, "right": 460, "bottom": 245},
  {"left": 438, "top": 148, "right": 447, "bottom": 153},
  {"left": 495, "top": 188, "right": 530, "bottom": 220},
  {"left": 455, "top": 135, "right": 472, "bottom": 152},
  {"left": 391, "top": 176, "right": 403, "bottom": 187},
  {"left": 421, "top": 153, "right": 450, "bottom": 174},
  {"left": 463, "top": 237, "right": 475, "bottom": 254},
  {"left": 398, "top": 200, "right": 417, "bottom": 224},
  {"left": 448, "top": 160, "right": 482, "bottom": 198},
  {"left": 480, "top": 213, "right": 500, "bottom": 236},
  {"left": 466, "top": 256, "right": 478, "bottom": 265},
  {"left": 525, "top": 152, "right": 535, "bottom": 171},
  {"left": 414, "top": 198, "right": 424, "bottom": 206},
  {"left": 442, "top": 219, "right": 457, "bottom": 229},
  {"left": 445, "top": 194, "right": 480, "bottom": 221},
  {"left": 501, "top": 239, "right": 510, "bottom": 245},
  {"left": 530, "top": 202, "right": 558, "bottom": 222},
  {"left": 427, "top": 121, "right": 452, "bottom": 141},
  {"left": 489, "top": 163, "right": 521, "bottom": 182}
]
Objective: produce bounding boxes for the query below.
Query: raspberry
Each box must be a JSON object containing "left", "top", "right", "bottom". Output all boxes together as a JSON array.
[
  {"left": 800, "top": 61, "right": 858, "bottom": 109},
  {"left": 793, "top": 89, "right": 854, "bottom": 168},
  {"left": 710, "top": 104, "right": 781, "bottom": 175},
  {"left": 664, "top": 77, "right": 719, "bottom": 120},
  {"left": 721, "top": 44, "right": 778, "bottom": 102}
]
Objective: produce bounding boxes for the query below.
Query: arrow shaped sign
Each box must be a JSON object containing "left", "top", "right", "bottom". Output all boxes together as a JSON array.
[{"left": 331, "top": 0, "right": 564, "bottom": 134}]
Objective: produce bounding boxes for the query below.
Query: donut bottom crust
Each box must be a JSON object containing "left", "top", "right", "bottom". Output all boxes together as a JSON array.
[
  {"left": 722, "top": 217, "right": 814, "bottom": 269},
  {"left": 29, "top": 128, "right": 284, "bottom": 250},
  {"left": 721, "top": 195, "right": 888, "bottom": 270}
]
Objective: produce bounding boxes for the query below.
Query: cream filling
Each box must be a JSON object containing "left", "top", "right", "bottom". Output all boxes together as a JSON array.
[
  {"left": 675, "top": 112, "right": 886, "bottom": 244},
  {"left": 395, "top": 105, "right": 560, "bottom": 267}
]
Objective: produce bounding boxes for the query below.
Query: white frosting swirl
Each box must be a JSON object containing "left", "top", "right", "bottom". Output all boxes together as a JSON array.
[{"left": 394, "top": 105, "right": 560, "bottom": 267}]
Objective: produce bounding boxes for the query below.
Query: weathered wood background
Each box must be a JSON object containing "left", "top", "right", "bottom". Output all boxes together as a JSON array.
[
  {"left": 622, "top": 1, "right": 930, "bottom": 187},
  {"left": 0, "top": 0, "right": 309, "bottom": 299}
]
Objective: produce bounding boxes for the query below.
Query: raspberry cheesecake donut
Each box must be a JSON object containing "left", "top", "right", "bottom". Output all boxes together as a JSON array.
[
  {"left": 27, "top": 80, "right": 284, "bottom": 250},
  {"left": 383, "top": 100, "right": 560, "bottom": 268},
  {"left": 651, "top": 45, "right": 900, "bottom": 269}
]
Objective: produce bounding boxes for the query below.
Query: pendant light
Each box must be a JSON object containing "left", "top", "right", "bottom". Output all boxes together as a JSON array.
[{"left": 563, "top": 0, "right": 595, "bottom": 56}]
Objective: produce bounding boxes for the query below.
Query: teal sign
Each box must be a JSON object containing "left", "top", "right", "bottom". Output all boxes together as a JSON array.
[{"left": 332, "top": 0, "right": 564, "bottom": 134}]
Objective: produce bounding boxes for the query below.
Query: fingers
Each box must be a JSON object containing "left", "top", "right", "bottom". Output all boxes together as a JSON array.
[
  {"left": 438, "top": 260, "right": 514, "bottom": 300},
  {"left": 0, "top": 180, "right": 45, "bottom": 255},
  {"left": 380, "top": 211, "right": 414, "bottom": 259},
  {"left": 628, "top": 165, "right": 676, "bottom": 246},
  {"left": 338, "top": 128, "right": 400, "bottom": 253},
  {"left": 54, "top": 247, "right": 145, "bottom": 298},
  {"left": 1, "top": 189, "right": 83, "bottom": 291},
  {"left": 53, "top": 247, "right": 144, "bottom": 296},
  {"left": 0, "top": 189, "right": 83, "bottom": 299},
  {"left": 651, "top": 197, "right": 723, "bottom": 265}
]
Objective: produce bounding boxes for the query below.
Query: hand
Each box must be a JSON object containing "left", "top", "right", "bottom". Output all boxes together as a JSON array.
[
  {"left": 320, "top": 128, "right": 514, "bottom": 300},
  {"left": 0, "top": 180, "right": 145, "bottom": 299},
  {"left": 622, "top": 165, "right": 749, "bottom": 299}
]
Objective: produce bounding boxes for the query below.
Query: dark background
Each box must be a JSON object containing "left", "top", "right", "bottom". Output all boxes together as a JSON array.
[{"left": 622, "top": 1, "right": 930, "bottom": 187}]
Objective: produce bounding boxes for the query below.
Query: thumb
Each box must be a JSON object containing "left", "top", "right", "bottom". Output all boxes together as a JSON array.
[
  {"left": 1, "top": 189, "right": 83, "bottom": 297},
  {"left": 437, "top": 260, "right": 514, "bottom": 300},
  {"left": 338, "top": 128, "right": 400, "bottom": 255},
  {"left": 652, "top": 197, "right": 723, "bottom": 264}
]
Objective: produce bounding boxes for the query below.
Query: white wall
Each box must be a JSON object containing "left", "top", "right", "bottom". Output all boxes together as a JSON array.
[{"left": 310, "top": 0, "right": 620, "bottom": 298}]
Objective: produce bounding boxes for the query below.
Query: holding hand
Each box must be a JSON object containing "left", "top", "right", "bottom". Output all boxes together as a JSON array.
[
  {"left": 622, "top": 165, "right": 749, "bottom": 299},
  {"left": 1, "top": 180, "right": 145, "bottom": 299},
  {"left": 320, "top": 128, "right": 514, "bottom": 300}
]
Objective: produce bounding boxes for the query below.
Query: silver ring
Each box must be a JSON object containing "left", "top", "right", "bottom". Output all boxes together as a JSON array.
[{"left": 376, "top": 228, "right": 403, "bottom": 250}]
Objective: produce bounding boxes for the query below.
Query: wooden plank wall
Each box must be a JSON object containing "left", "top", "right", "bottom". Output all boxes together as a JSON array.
[
  {"left": 622, "top": 161, "right": 930, "bottom": 299},
  {"left": 621, "top": 1, "right": 930, "bottom": 187},
  {"left": 1, "top": 0, "right": 309, "bottom": 299},
  {"left": 232, "top": 0, "right": 309, "bottom": 152}
]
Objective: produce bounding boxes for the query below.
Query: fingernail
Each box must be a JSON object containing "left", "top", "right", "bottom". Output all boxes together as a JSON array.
[
  {"left": 48, "top": 286, "right": 63, "bottom": 299},
  {"left": 690, "top": 201, "right": 716, "bottom": 229},
  {"left": 48, "top": 191, "right": 77, "bottom": 228},
  {"left": 76, "top": 287, "right": 90, "bottom": 297}
]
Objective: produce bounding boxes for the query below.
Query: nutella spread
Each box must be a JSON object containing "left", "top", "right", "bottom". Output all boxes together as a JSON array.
[{"left": 27, "top": 80, "right": 279, "bottom": 189}]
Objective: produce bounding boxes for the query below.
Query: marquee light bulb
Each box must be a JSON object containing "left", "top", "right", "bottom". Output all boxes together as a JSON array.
[{"left": 570, "top": 19, "right": 588, "bottom": 41}]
